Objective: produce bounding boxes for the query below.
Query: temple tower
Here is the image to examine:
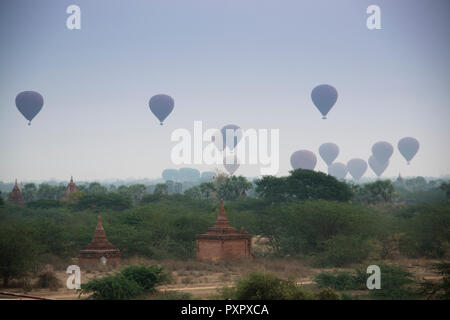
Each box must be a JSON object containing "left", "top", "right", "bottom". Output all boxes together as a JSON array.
[
  {"left": 65, "top": 176, "right": 79, "bottom": 198},
  {"left": 196, "top": 199, "right": 252, "bottom": 260},
  {"left": 78, "top": 216, "right": 121, "bottom": 266},
  {"left": 8, "top": 179, "right": 24, "bottom": 206}
]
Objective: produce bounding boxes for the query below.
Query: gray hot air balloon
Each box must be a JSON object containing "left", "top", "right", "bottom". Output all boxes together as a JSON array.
[
  {"left": 368, "top": 155, "right": 389, "bottom": 177},
  {"left": 347, "top": 158, "right": 368, "bottom": 181},
  {"left": 290, "top": 150, "right": 317, "bottom": 170},
  {"left": 372, "top": 141, "right": 394, "bottom": 164},
  {"left": 398, "top": 137, "right": 419, "bottom": 164},
  {"left": 221, "top": 124, "right": 242, "bottom": 150},
  {"left": 328, "top": 162, "right": 348, "bottom": 180},
  {"left": 311, "top": 84, "right": 338, "bottom": 119},
  {"left": 178, "top": 168, "right": 200, "bottom": 182},
  {"left": 162, "top": 169, "right": 179, "bottom": 181},
  {"left": 149, "top": 94, "right": 174, "bottom": 125},
  {"left": 15, "top": 91, "right": 44, "bottom": 125},
  {"left": 319, "top": 142, "right": 339, "bottom": 166},
  {"left": 223, "top": 155, "right": 240, "bottom": 175}
]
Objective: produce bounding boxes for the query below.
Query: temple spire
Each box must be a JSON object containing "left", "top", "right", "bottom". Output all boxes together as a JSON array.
[
  {"left": 65, "top": 176, "right": 78, "bottom": 198},
  {"left": 218, "top": 199, "right": 227, "bottom": 220},
  {"left": 9, "top": 178, "right": 24, "bottom": 206}
]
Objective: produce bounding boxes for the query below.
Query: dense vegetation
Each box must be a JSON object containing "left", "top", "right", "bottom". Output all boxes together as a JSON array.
[
  {"left": 0, "top": 169, "right": 449, "bottom": 292},
  {"left": 78, "top": 264, "right": 170, "bottom": 300}
]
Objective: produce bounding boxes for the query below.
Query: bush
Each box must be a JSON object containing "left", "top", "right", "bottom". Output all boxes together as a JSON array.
[
  {"left": 316, "top": 235, "right": 372, "bottom": 267},
  {"left": 355, "top": 264, "right": 418, "bottom": 300},
  {"left": 398, "top": 203, "right": 450, "bottom": 258},
  {"left": 265, "top": 201, "right": 378, "bottom": 265},
  {"left": 220, "top": 272, "right": 314, "bottom": 300},
  {"left": 36, "top": 271, "right": 62, "bottom": 290},
  {"left": 120, "top": 264, "right": 170, "bottom": 292},
  {"left": 78, "top": 264, "right": 170, "bottom": 300},
  {"left": 317, "top": 287, "right": 340, "bottom": 300},
  {"left": 79, "top": 274, "right": 144, "bottom": 300},
  {"left": 314, "top": 271, "right": 358, "bottom": 291},
  {"left": 418, "top": 263, "right": 450, "bottom": 300}
]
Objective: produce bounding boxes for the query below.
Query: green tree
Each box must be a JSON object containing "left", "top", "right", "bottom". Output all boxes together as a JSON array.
[
  {"left": 440, "top": 182, "right": 450, "bottom": 202},
  {"left": 184, "top": 186, "right": 202, "bottom": 200},
  {"left": 0, "top": 225, "right": 40, "bottom": 287},
  {"left": 216, "top": 176, "right": 252, "bottom": 201},
  {"left": 22, "top": 183, "right": 37, "bottom": 202},
  {"left": 354, "top": 180, "right": 395, "bottom": 204},
  {"left": 154, "top": 183, "right": 168, "bottom": 195},
  {"left": 256, "top": 169, "right": 353, "bottom": 202},
  {"left": 86, "top": 182, "right": 108, "bottom": 194},
  {"left": 199, "top": 182, "right": 216, "bottom": 199}
]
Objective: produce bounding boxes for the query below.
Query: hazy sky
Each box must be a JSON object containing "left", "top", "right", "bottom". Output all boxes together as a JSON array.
[{"left": 1, "top": 0, "right": 449, "bottom": 181}]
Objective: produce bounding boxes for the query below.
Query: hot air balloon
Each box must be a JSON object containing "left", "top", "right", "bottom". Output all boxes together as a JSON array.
[
  {"left": 398, "top": 137, "right": 419, "bottom": 164},
  {"left": 209, "top": 129, "right": 224, "bottom": 151},
  {"left": 368, "top": 155, "right": 389, "bottom": 177},
  {"left": 162, "top": 169, "right": 179, "bottom": 181},
  {"left": 149, "top": 94, "right": 174, "bottom": 125},
  {"left": 221, "top": 124, "right": 242, "bottom": 150},
  {"left": 178, "top": 168, "right": 200, "bottom": 182},
  {"left": 328, "top": 162, "right": 348, "bottom": 180},
  {"left": 372, "top": 141, "right": 393, "bottom": 164},
  {"left": 347, "top": 158, "right": 368, "bottom": 181},
  {"left": 290, "top": 150, "right": 317, "bottom": 170},
  {"left": 15, "top": 91, "right": 44, "bottom": 125},
  {"left": 319, "top": 142, "right": 339, "bottom": 166},
  {"left": 311, "top": 84, "right": 338, "bottom": 119},
  {"left": 223, "top": 155, "right": 240, "bottom": 175}
]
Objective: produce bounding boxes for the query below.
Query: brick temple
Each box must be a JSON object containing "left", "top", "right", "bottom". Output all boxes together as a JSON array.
[
  {"left": 64, "top": 176, "right": 78, "bottom": 198},
  {"left": 8, "top": 179, "right": 24, "bottom": 207},
  {"left": 78, "top": 216, "right": 121, "bottom": 266},
  {"left": 196, "top": 199, "right": 252, "bottom": 260}
]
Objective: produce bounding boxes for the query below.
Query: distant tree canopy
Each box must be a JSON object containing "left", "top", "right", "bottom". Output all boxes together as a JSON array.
[
  {"left": 70, "top": 193, "right": 132, "bottom": 211},
  {"left": 183, "top": 175, "right": 253, "bottom": 201},
  {"left": 353, "top": 180, "right": 395, "bottom": 204},
  {"left": 255, "top": 169, "right": 353, "bottom": 203}
]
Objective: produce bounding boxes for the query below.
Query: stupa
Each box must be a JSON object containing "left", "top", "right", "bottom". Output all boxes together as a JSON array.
[
  {"left": 8, "top": 179, "right": 24, "bottom": 206},
  {"left": 78, "top": 216, "right": 121, "bottom": 266},
  {"left": 196, "top": 199, "right": 252, "bottom": 260},
  {"left": 65, "top": 176, "right": 78, "bottom": 198}
]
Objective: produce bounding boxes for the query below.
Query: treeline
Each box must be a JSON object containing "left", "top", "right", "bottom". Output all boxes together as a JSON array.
[{"left": 0, "top": 170, "right": 449, "bottom": 287}]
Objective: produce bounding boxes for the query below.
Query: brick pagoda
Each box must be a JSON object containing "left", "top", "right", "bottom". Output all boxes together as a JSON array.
[
  {"left": 196, "top": 199, "right": 252, "bottom": 260},
  {"left": 65, "top": 176, "right": 78, "bottom": 198},
  {"left": 78, "top": 216, "right": 121, "bottom": 266},
  {"left": 8, "top": 179, "right": 24, "bottom": 206}
]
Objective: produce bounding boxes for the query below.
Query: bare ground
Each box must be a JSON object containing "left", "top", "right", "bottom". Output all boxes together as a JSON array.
[{"left": 0, "top": 256, "right": 445, "bottom": 300}]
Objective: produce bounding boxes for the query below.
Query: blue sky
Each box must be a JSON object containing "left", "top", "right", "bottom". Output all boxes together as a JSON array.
[{"left": 0, "top": 0, "right": 449, "bottom": 181}]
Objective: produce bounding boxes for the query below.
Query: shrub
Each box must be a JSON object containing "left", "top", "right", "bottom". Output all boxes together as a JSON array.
[
  {"left": 316, "top": 235, "right": 372, "bottom": 267},
  {"left": 78, "top": 274, "right": 144, "bottom": 300},
  {"left": 355, "top": 264, "right": 418, "bottom": 300},
  {"left": 78, "top": 264, "right": 170, "bottom": 300},
  {"left": 317, "top": 287, "right": 340, "bottom": 300},
  {"left": 314, "top": 271, "right": 358, "bottom": 291},
  {"left": 36, "top": 270, "right": 62, "bottom": 290},
  {"left": 120, "top": 264, "right": 170, "bottom": 292},
  {"left": 220, "top": 272, "right": 314, "bottom": 300},
  {"left": 418, "top": 263, "right": 450, "bottom": 300}
]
